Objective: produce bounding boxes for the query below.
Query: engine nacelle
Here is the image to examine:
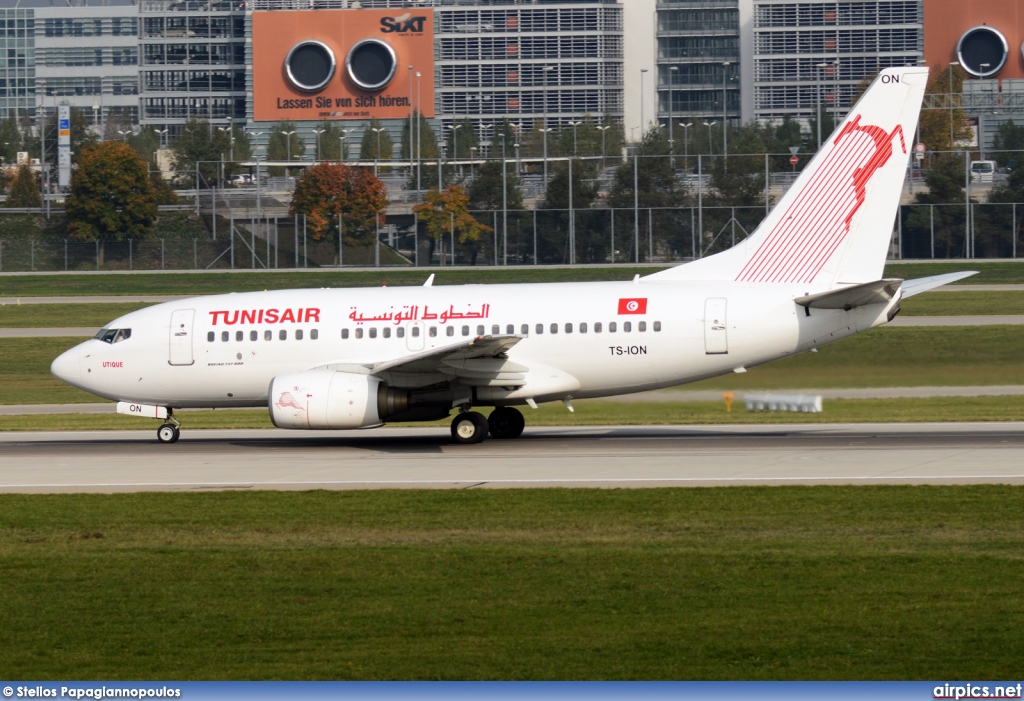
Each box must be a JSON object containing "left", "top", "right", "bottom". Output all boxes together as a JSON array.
[{"left": 269, "top": 370, "right": 388, "bottom": 430}]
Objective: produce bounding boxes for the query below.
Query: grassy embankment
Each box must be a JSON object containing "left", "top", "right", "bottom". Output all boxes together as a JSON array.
[{"left": 1, "top": 487, "right": 1022, "bottom": 680}]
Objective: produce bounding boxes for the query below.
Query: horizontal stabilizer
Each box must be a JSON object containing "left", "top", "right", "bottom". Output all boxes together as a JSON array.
[
  {"left": 900, "top": 271, "right": 978, "bottom": 298},
  {"left": 794, "top": 279, "right": 903, "bottom": 310}
]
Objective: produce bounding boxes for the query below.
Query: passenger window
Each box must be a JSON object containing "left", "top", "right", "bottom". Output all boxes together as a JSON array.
[
  {"left": 221, "top": 331, "right": 229, "bottom": 342},
  {"left": 250, "top": 330, "right": 257, "bottom": 342},
  {"left": 609, "top": 322, "right": 617, "bottom": 333},
  {"left": 279, "top": 329, "right": 288, "bottom": 341},
  {"left": 595, "top": 322, "right": 602, "bottom": 333},
  {"left": 264, "top": 330, "right": 272, "bottom": 341},
  {"left": 654, "top": 321, "right": 662, "bottom": 332},
  {"left": 342, "top": 329, "right": 350, "bottom": 339},
  {"left": 369, "top": 328, "right": 377, "bottom": 339},
  {"left": 446, "top": 326, "right": 455, "bottom": 337},
  {"left": 535, "top": 323, "right": 543, "bottom": 335},
  {"left": 462, "top": 325, "right": 470, "bottom": 336},
  {"left": 565, "top": 323, "right": 572, "bottom": 334},
  {"left": 476, "top": 325, "right": 485, "bottom": 336},
  {"left": 521, "top": 324, "right": 529, "bottom": 335},
  {"left": 550, "top": 323, "right": 558, "bottom": 334},
  {"left": 397, "top": 327, "right": 405, "bottom": 338},
  {"left": 383, "top": 328, "right": 391, "bottom": 339},
  {"left": 492, "top": 324, "right": 500, "bottom": 335},
  {"left": 624, "top": 321, "right": 632, "bottom": 332},
  {"left": 638, "top": 321, "right": 646, "bottom": 332},
  {"left": 429, "top": 327, "right": 437, "bottom": 337},
  {"left": 235, "top": 331, "right": 243, "bottom": 342},
  {"left": 311, "top": 329, "right": 319, "bottom": 340},
  {"left": 580, "top": 323, "right": 587, "bottom": 333},
  {"left": 355, "top": 328, "right": 364, "bottom": 339},
  {"left": 296, "top": 329, "right": 304, "bottom": 340},
  {"left": 207, "top": 331, "right": 215, "bottom": 342},
  {"left": 506, "top": 324, "right": 514, "bottom": 334},
  {"left": 411, "top": 327, "right": 420, "bottom": 337}
]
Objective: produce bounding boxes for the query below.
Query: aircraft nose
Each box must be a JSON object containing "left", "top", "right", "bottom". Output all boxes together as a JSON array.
[{"left": 51, "top": 347, "right": 81, "bottom": 386}]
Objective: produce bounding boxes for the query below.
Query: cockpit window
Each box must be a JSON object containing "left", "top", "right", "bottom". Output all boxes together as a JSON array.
[{"left": 95, "top": 328, "right": 131, "bottom": 344}]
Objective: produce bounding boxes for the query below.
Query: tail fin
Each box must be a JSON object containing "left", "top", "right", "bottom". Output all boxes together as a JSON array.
[{"left": 646, "top": 66, "right": 928, "bottom": 286}]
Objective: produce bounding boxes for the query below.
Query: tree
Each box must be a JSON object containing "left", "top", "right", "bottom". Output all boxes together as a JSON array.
[
  {"left": 538, "top": 158, "right": 601, "bottom": 263},
  {"left": 170, "top": 119, "right": 235, "bottom": 187},
  {"left": 359, "top": 118, "right": 394, "bottom": 168},
  {"left": 65, "top": 142, "right": 159, "bottom": 264},
  {"left": 266, "top": 121, "right": 305, "bottom": 176},
  {"left": 0, "top": 112, "right": 23, "bottom": 166},
  {"left": 903, "top": 153, "right": 968, "bottom": 258},
  {"left": 289, "top": 163, "right": 388, "bottom": 256},
  {"left": 413, "top": 185, "right": 491, "bottom": 264},
  {"left": 309, "top": 121, "right": 349, "bottom": 162},
  {"left": 402, "top": 111, "right": 440, "bottom": 190},
  {"left": 991, "top": 119, "right": 1024, "bottom": 169},
  {"left": 919, "top": 64, "right": 972, "bottom": 154},
  {"left": 127, "top": 126, "right": 162, "bottom": 165},
  {"left": 5, "top": 164, "right": 40, "bottom": 208}
]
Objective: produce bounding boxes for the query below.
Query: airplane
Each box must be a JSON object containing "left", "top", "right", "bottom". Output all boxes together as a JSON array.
[{"left": 51, "top": 66, "right": 974, "bottom": 445}]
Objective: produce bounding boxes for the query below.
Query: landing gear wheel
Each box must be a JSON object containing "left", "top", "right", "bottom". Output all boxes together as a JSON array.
[
  {"left": 451, "top": 412, "right": 488, "bottom": 444},
  {"left": 157, "top": 423, "right": 180, "bottom": 444},
  {"left": 488, "top": 407, "right": 525, "bottom": 439}
]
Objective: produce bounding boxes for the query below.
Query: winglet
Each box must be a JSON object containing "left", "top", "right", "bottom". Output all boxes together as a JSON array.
[{"left": 423, "top": 274, "right": 435, "bottom": 287}]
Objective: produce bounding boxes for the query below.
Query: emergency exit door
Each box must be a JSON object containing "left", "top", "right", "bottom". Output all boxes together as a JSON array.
[
  {"left": 169, "top": 309, "right": 195, "bottom": 366},
  {"left": 704, "top": 298, "right": 728, "bottom": 354}
]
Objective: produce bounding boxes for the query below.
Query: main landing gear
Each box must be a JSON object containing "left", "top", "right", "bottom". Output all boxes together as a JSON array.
[
  {"left": 449, "top": 407, "right": 525, "bottom": 444},
  {"left": 156, "top": 412, "right": 181, "bottom": 444}
]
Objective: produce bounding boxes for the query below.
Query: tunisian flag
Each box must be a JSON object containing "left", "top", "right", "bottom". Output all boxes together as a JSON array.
[{"left": 617, "top": 298, "right": 648, "bottom": 315}]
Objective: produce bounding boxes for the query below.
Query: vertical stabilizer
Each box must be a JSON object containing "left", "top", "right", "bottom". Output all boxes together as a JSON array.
[{"left": 645, "top": 66, "right": 928, "bottom": 286}]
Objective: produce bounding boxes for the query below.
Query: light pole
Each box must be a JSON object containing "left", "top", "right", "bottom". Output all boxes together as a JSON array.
[
  {"left": 816, "top": 62, "right": 827, "bottom": 149},
  {"left": 668, "top": 66, "right": 678, "bottom": 165},
  {"left": 217, "top": 125, "right": 235, "bottom": 161},
  {"left": 568, "top": 120, "right": 582, "bottom": 155},
  {"left": 703, "top": 121, "right": 716, "bottom": 156},
  {"left": 542, "top": 65, "right": 555, "bottom": 184},
  {"left": 449, "top": 123, "right": 462, "bottom": 178},
  {"left": 281, "top": 130, "right": 295, "bottom": 165},
  {"left": 154, "top": 128, "right": 168, "bottom": 149},
  {"left": 722, "top": 61, "right": 730, "bottom": 164},
  {"left": 371, "top": 127, "right": 386, "bottom": 175},
  {"left": 979, "top": 63, "right": 991, "bottom": 159},
  {"left": 597, "top": 124, "right": 611, "bottom": 169},
  {"left": 949, "top": 61, "right": 960, "bottom": 146},
  {"left": 117, "top": 129, "right": 131, "bottom": 142},
  {"left": 415, "top": 71, "right": 422, "bottom": 193},
  {"left": 312, "top": 128, "right": 325, "bottom": 162},
  {"left": 250, "top": 131, "right": 264, "bottom": 208},
  {"left": 640, "top": 68, "right": 649, "bottom": 143},
  {"left": 679, "top": 122, "right": 692, "bottom": 170}
]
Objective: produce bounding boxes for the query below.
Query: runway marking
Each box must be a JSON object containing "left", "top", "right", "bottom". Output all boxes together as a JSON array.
[{"left": 3, "top": 474, "right": 1024, "bottom": 489}]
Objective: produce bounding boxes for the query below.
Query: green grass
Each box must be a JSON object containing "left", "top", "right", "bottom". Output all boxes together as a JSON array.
[
  {"left": 0, "top": 267, "right": 659, "bottom": 297},
  {"left": 0, "top": 261, "right": 1020, "bottom": 298},
  {"left": 899, "top": 291, "right": 1024, "bottom": 315},
  {"left": 884, "top": 260, "right": 1024, "bottom": 283},
  {"left": 5, "top": 326, "right": 1023, "bottom": 406},
  {"left": 1, "top": 487, "right": 1022, "bottom": 679},
  {"left": 0, "top": 303, "right": 156, "bottom": 328},
  {"left": 3, "top": 395, "right": 1024, "bottom": 432}
]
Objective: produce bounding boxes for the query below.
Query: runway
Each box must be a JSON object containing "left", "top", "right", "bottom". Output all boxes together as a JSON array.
[{"left": 2, "top": 422, "right": 1023, "bottom": 493}]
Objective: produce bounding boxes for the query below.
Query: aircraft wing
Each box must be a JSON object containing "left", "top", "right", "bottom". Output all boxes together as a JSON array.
[
  {"left": 315, "top": 335, "right": 529, "bottom": 387},
  {"left": 794, "top": 279, "right": 904, "bottom": 310}
]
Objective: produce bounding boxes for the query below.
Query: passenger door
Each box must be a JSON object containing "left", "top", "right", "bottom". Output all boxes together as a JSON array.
[
  {"left": 704, "top": 298, "right": 728, "bottom": 354},
  {"left": 169, "top": 309, "right": 196, "bottom": 366}
]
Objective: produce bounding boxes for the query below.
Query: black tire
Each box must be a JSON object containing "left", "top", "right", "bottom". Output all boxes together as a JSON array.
[
  {"left": 451, "top": 412, "right": 488, "bottom": 444},
  {"left": 157, "top": 424, "right": 178, "bottom": 444},
  {"left": 488, "top": 407, "right": 525, "bottom": 439}
]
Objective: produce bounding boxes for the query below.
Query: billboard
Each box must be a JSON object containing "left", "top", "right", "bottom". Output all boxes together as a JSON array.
[
  {"left": 925, "top": 2, "right": 1024, "bottom": 80},
  {"left": 252, "top": 9, "right": 435, "bottom": 122}
]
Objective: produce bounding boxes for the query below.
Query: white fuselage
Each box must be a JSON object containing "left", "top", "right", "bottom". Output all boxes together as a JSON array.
[{"left": 52, "top": 279, "right": 897, "bottom": 412}]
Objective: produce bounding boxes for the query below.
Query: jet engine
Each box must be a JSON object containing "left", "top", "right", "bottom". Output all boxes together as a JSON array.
[{"left": 268, "top": 369, "right": 449, "bottom": 429}]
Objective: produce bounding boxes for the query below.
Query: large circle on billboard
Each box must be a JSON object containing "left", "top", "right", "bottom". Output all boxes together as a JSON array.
[
  {"left": 957, "top": 26, "right": 1008, "bottom": 78},
  {"left": 284, "top": 40, "right": 336, "bottom": 92},
  {"left": 346, "top": 39, "right": 397, "bottom": 91}
]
